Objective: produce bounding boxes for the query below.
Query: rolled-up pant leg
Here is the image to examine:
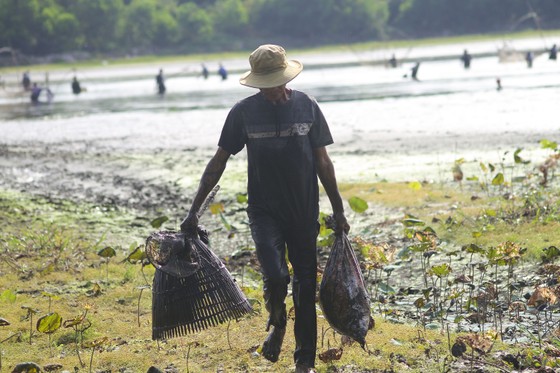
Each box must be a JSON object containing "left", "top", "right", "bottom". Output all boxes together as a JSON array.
[
  {"left": 286, "top": 225, "right": 319, "bottom": 368},
  {"left": 248, "top": 209, "right": 289, "bottom": 329}
]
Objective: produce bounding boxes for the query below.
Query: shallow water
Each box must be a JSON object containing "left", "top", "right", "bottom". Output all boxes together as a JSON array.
[{"left": 1, "top": 39, "right": 559, "bottom": 182}]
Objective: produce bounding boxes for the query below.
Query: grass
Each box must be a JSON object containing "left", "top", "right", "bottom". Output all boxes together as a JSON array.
[
  {"left": 2, "top": 149, "right": 560, "bottom": 371},
  {"left": 0, "top": 187, "right": 526, "bottom": 373},
  {"left": 339, "top": 178, "right": 560, "bottom": 259}
]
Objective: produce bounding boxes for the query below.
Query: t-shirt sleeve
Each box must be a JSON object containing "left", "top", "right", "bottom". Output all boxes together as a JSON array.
[
  {"left": 218, "top": 103, "right": 246, "bottom": 155},
  {"left": 309, "top": 98, "right": 334, "bottom": 148}
]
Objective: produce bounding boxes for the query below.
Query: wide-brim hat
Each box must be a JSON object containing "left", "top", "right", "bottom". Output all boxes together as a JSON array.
[{"left": 239, "top": 44, "right": 303, "bottom": 89}]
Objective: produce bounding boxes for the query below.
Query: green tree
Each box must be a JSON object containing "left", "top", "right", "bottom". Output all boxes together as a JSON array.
[
  {"left": 118, "top": 0, "right": 159, "bottom": 52},
  {"left": 212, "top": 0, "right": 250, "bottom": 36},
  {"left": 38, "top": 5, "right": 81, "bottom": 53},
  {"left": 0, "top": 0, "right": 42, "bottom": 52},
  {"left": 176, "top": 2, "right": 214, "bottom": 49},
  {"left": 253, "top": 0, "right": 388, "bottom": 45},
  {"left": 68, "top": 0, "right": 123, "bottom": 52}
]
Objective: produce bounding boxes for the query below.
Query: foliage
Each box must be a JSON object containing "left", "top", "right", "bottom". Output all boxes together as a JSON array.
[{"left": 2, "top": 0, "right": 560, "bottom": 56}]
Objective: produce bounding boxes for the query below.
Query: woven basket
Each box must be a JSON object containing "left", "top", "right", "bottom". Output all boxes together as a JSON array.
[{"left": 148, "top": 231, "right": 253, "bottom": 339}]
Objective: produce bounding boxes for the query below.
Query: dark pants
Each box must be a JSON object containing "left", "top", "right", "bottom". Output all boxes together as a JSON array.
[{"left": 248, "top": 207, "right": 319, "bottom": 367}]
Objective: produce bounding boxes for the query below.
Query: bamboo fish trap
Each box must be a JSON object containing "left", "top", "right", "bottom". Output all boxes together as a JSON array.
[{"left": 147, "top": 230, "right": 253, "bottom": 340}]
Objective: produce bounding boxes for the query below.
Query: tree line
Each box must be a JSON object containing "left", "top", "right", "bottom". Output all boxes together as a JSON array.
[{"left": 1, "top": 0, "right": 559, "bottom": 58}]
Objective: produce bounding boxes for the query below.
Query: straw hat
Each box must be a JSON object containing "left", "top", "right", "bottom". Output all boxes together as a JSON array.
[{"left": 239, "top": 44, "right": 303, "bottom": 88}]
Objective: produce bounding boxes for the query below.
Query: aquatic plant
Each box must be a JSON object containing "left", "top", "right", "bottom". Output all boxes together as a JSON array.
[
  {"left": 82, "top": 336, "right": 108, "bottom": 373},
  {"left": 63, "top": 304, "right": 92, "bottom": 368},
  {"left": 36, "top": 312, "right": 62, "bottom": 357}
]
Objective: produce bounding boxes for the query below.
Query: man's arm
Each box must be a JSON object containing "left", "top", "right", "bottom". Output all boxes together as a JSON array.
[
  {"left": 314, "top": 146, "right": 350, "bottom": 234},
  {"left": 180, "top": 147, "right": 231, "bottom": 234}
]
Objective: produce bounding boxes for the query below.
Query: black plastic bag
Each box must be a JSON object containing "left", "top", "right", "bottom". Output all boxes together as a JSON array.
[{"left": 319, "top": 233, "right": 371, "bottom": 347}]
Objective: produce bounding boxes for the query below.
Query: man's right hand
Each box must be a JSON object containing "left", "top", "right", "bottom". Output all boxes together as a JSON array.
[{"left": 180, "top": 213, "right": 199, "bottom": 236}]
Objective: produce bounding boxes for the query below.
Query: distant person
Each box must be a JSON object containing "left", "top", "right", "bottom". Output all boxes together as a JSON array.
[
  {"left": 388, "top": 54, "right": 397, "bottom": 68},
  {"left": 525, "top": 51, "right": 534, "bottom": 68},
  {"left": 496, "top": 78, "right": 502, "bottom": 91},
  {"left": 30, "top": 83, "right": 41, "bottom": 103},
  {"left": 460, "top": 49, "right": 472, "bottom": 69},
  {"left": 71, "top": 76, "right": 82, "bottom": 94},
  {"left": 30, "top": 83, "right": 53, "bottom": 103},
  {"left": 201, "top": 64, "right": 209, "bottom": 79},
  {"left": 549, "top": 44, "right": 557, "bottom": 60},
  {"left": 22, "top": 71, "right": 31, "bottom": 91},
  {"left": 156, "top": 69, "right": 166, "bottom": 94},
  {"left": 410, "top": 62, "right": 421, "bottom": 81},
  {"left": 218, "top": 63, "right": 228, "bottom": 80}
]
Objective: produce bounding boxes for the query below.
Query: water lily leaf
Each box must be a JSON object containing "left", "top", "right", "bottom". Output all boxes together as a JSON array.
[
  {"left": 491, "top": 173, "right": 504, "bottom": 185},
  {"left": 513, "top": 148, "right": 530, "bottom": 164},
  {"left": 413, "top": 297, "right": 425, "bottom": 308},
  {"left": 1, "top": 289, "right": 17, "bottom": 303},
  {"left": 471, "top": 231, "right": 482, "bottom": 238},
  {"left": 209, "top": 202, "right": 224, "bottom": 215},
  {"left": 43, "top": 364, "right": 63, "bottom": 372},
  {"left": 542, "top": 246, "right": 560, "bottom": 263},
  {"left": 451, "top": 340, "right": 467, "bottom": 357},
  {"left": 348, "top": 196, "right": 368, "bottom": 213},
  {"left": 484, "top": 209, "right": 497, "bottom": 217},
  {"left": 64, "top": 314, "right": 85, "bottom": 328},
  {"left": 123, "top": 245, "right": 146, "bottom": 263},
  {"left": 402, "top": 218, "right": 424, "bottom": 227},
  {"left": 408, "top": 181, "right": 422, "bottom": 190},
  {"left": 150, "top": 216, "right": 169, "bottom": 228},
  {"left": 378, "top": 282, "right": 395, "bottom": 294},
  {"left": 98, "top": 246, "right": 116, "bottom": 258},
  {"left": 11, "top": 362, "right": 42, "bottom": 373},
  {"left": 236, "top": 193, "right": 248, "bottom": 203},
  {"left": 429, "top": 263, "right": 452, "bottom": 278},
  {"left": 540, "top": 139, "right": 558, "bottom": 150},
  {"left": 37, "top": 312, "right": 62, "bottom": 334},
  {"left": 318, "top": 347, "right": 343, "bottom": 363},
  {"left": 397, "top": 246, "right": 412, "bottom": 259},
  {"left": 41, "top": 292, "right": 60, "bottom": 301},
  {"left": 82, "top": 336, "right": 108, "bottom": 348},
  {"left": 21, "top": 305, "right": 39, "bottom": 314}
]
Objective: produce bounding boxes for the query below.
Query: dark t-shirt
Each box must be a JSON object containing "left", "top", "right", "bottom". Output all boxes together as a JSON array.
[{"left": 218, "top": 90, "right": 333, "bottom": 226}]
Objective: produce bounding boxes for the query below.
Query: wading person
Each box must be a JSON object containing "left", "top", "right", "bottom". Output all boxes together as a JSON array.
[
  {"left": 71, "top": 76, "right": 82, "bottom": 94},
  {"left": 156, "top": 68, "right": 166, "bottom": 94},
  {"left": 180, "top": 44, "right": 349, "bottom": 373}
]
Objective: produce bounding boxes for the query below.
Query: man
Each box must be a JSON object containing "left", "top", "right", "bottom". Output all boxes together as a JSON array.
[
  {"left": 30, "top": 83, "right": 42, "bottom": 103},
  {"left": 180, "top": 44, "right": 349, "bottom": 372},
  {"left": 218, "top": 63, "right": 228, "bottom": 80},
  {"left": 156, "top": 69, "right": 166, "bottom": 94},
  {"left": 71, "top": 76, "right": 82, "bottom": 95},
  {"left": 461, "top": 49, "right": 472, "bottom": 69}
]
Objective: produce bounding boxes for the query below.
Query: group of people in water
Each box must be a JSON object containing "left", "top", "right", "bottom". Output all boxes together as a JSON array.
[
  {"left": 154, "top": 63, "right": 228, "bottom": 96},
  {"left": 21, "top": 62, "right": 229, "bottom": 103},
  {"left": 21, "top": 71, "right": 55, "bottom": 104},
  {"left": 20, "top": 44, "right": 558, "bottom": 103},
  {"left": 389, "top": 43, "right": 558, "bottom": 85}
]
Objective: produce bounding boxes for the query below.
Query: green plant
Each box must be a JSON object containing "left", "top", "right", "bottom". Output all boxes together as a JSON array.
[{"left": 36, "top": 312, "right": 62, "bottom": 357}]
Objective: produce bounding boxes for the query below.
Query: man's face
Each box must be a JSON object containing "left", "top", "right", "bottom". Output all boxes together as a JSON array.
[{"left": 260, "top": 84, "right": 288, "bottom": 104}]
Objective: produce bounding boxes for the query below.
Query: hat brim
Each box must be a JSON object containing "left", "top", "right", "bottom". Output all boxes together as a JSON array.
[{"left": 239, "top": 60, "right": 303, "bottom": 88}]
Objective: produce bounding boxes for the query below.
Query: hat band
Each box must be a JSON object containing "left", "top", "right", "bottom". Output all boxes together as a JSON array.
[{"left": 251, "top": 64, "right": 287, "bottom": 75}]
